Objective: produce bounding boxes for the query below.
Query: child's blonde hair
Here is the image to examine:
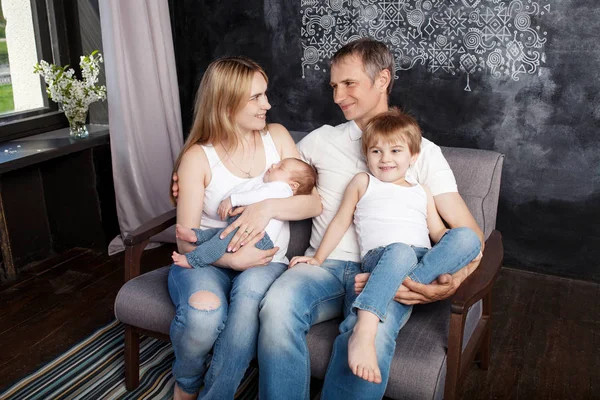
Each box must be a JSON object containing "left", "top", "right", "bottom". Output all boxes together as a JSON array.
[{"left": 361, "top": 107, "right": 422, "bottom": 157}]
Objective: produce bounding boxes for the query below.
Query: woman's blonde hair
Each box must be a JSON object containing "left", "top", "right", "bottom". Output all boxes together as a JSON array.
[{"left": 171, "top": 56, "right": 268, "bottom": 203}]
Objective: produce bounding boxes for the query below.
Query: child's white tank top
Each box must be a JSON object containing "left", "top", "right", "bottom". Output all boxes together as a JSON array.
[
  {"left": 354, "top": 174, "right": 431, "bottom": 258},
  {"left": 198, "top": 131, "right": 289, "bottom": 263}
]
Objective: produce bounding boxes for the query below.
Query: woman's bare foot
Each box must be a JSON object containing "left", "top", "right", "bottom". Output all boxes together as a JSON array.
[
  {"left": 172, "top": 251, "right": 192, "bottom": 268},
  {"left": 348, "top": 312, "right": 382, "bottom": 384},
  {"left": 176, "top": 224, "right": 198, "bottom": 243},
  {"left": 173, "top": 383, "right": 197, "bottom": 400}
]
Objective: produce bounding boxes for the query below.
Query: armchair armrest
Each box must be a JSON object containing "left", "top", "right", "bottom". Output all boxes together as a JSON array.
[
  {"left": 123, "top": 209, "right": 177, "bottom": 246},
  {"left": 444, "top": 229, "right": 503, "bottom": 400},
  {"left": 451, "top": 230, "right": 503, "bottom": 314},
  {"left": 123, "top": 209, "right": 177, "bottom": 282}
]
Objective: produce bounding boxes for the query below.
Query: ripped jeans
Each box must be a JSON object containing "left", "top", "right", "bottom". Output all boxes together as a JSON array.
[{"left": 168, "top": 262, "right": 287, "bottom": 399}]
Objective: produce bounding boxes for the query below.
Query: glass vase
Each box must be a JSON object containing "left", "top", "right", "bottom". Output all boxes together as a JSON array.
[{"left": 63, "top": 105, "right": 90, "bottom": 139}]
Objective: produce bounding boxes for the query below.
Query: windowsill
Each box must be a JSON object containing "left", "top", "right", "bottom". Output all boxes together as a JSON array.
[{"left": 0, "top": 124, "right": 109, "bottom": 174}]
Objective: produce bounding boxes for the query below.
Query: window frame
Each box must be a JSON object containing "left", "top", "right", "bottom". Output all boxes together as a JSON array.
[{"left": 0, "top": 0, "right": 82, "bottom": 143}]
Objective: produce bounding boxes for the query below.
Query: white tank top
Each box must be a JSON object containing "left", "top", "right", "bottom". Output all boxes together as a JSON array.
[
  {"left": 199, "top": 131, "right": 289, "bottom": 263},
  {"left": 354, "top": 174, "right": 431, "bottom": 258}
]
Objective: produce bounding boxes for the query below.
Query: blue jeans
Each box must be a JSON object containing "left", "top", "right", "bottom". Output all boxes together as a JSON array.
[
  {"left": 258, "top": 227, "right": 480, "bottom": 400},
  {"left": 185, "top": 215, "right": 274, "bottom": 268},
  {"left": 168, "top": 261, "right": 287, "bottom": 399}
]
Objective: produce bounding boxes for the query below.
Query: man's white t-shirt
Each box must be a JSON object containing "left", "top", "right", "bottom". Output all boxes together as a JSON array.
[{"left": 297, "top": 120, "right": 458, "bottom": 262}]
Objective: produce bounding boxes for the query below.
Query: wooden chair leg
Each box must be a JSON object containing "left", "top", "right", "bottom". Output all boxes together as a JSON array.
[
  {"left": 477, "top": 291, "right": 492, "bottom": 370},
  {"left": 444, "top": 312, "right": 466, "bottom": 400},
  {"left": 125, "top": 325, "right": 140, "bottom": 390}
]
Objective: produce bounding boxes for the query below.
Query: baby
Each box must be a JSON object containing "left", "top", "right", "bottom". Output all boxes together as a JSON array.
[{"left": 172, "top": 157, "right": 316, "bottom": 268}]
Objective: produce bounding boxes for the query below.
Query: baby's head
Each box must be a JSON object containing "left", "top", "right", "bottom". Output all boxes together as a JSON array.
[
  {"left": 361, "top": 108, "right": 422, "bottom": 182},
  {"left": 264, "top": 158, "right": 317, "bottom": 195}
]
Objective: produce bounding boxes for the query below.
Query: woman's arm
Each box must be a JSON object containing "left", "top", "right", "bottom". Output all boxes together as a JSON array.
[
  {"left": 223, "top": 123, "right": 323, "bottom": 251},
  {"left": 175, "top": 145, "right": 210, "bottom": 254}
]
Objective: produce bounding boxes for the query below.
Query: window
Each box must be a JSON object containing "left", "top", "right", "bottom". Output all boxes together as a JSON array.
[{"left": 0, "top": 0, "right": 80, "bottom": 142}]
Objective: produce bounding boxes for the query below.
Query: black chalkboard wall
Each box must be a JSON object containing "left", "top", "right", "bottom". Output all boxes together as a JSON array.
[{"left": 168, "top": 0, "right": 600, "bottom": 281}]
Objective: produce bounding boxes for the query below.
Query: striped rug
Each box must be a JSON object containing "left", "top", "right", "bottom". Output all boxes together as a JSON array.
[{"left": 1, "top": 321, "right": 258, "bottom": 400}]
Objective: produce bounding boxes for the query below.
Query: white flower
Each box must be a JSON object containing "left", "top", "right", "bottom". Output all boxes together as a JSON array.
[{"left": 33, "top": 51, "right": 107, "bottom": 126}]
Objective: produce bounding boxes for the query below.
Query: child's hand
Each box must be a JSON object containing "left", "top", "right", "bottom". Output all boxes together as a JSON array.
[
  {"left": 289, "top": 256, "right": 321, "bottom": 268},
  {"left": 218, "top": 197, "right": 233, "bottom": 221}
]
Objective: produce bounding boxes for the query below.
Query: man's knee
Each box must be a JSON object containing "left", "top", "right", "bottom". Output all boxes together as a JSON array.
[{"left": 188, "top": 290, "right": 221, "bottom": 311}]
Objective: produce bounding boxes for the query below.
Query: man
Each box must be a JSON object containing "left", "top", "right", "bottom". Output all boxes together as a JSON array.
[
  {"left": 255, "top": 39, "right": 483, "bottom": 400},
  {"left": 173, "top": 39, "right": 483, "bottom": 399}
]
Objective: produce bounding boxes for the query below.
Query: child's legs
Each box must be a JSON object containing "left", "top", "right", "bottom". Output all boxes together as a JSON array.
[
  {"left": 191, "top": 227, "right": 220, "bottom": 245},
  {"left": 322, "top": 297, "right": 413, "bottom": 400},
  {"left": 407, "top": 227, "right": 481, "bottom": 284},
  {"left": 186, "top": 215, "right": 274, "bottom": 268},
  {"left": 352, "top": 242, "right": 418, "bottom": 322}
]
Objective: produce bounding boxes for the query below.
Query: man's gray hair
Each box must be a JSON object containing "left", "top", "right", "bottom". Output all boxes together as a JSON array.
[{"left": 331, "top": 38, "right": 395, "bottom": 94}]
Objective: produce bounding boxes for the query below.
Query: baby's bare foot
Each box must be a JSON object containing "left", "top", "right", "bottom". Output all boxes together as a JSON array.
[
  {"left": 172, "top": 251, "right": 191, "bottom": 268},
  {"left": 348, "top": 328, "right": 382, "bottom": 384},
  {"left": 175, "top": 224, "right": 198, "bottom": 243}
]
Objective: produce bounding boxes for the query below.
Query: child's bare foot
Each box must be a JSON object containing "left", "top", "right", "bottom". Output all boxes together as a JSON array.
[
  {"left": 173, "top": 383, "right": 197, "bottom": 400},
  {"left": 348, "top": 316, "right": 382, "bottom": 384},
  {"left": 175, "top": 224, "right": 198, "bottom": 243},
  {"left": 172, "top": 251, "right": 191, "bottom": 268}
]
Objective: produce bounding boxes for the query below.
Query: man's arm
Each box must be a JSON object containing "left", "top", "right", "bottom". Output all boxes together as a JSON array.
[{"left": 396, "top": 192, "right": 484, "bottom": 303}]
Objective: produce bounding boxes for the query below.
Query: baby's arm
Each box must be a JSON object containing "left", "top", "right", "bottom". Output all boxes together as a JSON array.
[
  {"left": 290, "top": 173, "right": 367, "bottom": 267},
  {"left": 232, "top": 182, "right": 292, "bottom": 206},
  {"left": 423, "top": 185, "right": 449, "bottom": 244},
  {"left": 218, "top": 181, "right": 293, "bottom": 221}
]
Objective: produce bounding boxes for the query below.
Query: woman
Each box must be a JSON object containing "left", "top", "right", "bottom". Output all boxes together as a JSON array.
[{"left": 169, "top": 56, "right": 321, "bottom": 400}]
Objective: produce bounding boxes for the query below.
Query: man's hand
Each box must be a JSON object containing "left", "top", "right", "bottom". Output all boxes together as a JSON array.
[
  {"left": 227, "top": 232, "right": 279, "bottom": 271},
  {"left": 218, "top": 197, "right": 233, "bottom": 221},
  {"left": 220, "top": 201, "right": 272, "bottom": 252},
  {"left": 172, "top": 172, "right": 179, "bottom": 200},
  {"left": 395, "top": 274, "right": 459, "bottom": 304}
]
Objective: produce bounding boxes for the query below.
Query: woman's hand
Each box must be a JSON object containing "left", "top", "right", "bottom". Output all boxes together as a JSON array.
[
  {"left": 289, "top": 256, "right": 321, "bottom": 268},
  {"left": 218, "top": 197, "right": 233, "bottom": 221},
  {"left": 220, "top": 201, "right": 273, "bottom": 252},
  {"left": 227, "top": 232, "right": 279, "bottom": 271}
]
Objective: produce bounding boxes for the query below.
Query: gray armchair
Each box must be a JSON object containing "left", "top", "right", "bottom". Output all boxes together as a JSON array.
[{"left": 114, "top": 144, "right": 504, "bottom": 399}]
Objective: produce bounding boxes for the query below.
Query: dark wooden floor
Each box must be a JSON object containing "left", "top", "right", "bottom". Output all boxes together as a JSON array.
[{"left": 1, "top": 248, "right": 598, "bottom": 399}]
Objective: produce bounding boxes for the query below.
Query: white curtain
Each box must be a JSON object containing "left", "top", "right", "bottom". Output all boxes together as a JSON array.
[{"left": 99, "top": 0, "right": 183, "bottom": 254}]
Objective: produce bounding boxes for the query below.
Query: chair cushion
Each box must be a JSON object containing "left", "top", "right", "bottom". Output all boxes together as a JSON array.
[{"left": 114, "top": 266, "right": 174, "bottom": 335}]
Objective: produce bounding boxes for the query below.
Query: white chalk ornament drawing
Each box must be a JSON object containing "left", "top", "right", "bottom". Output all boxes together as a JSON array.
[{"left": 300, "top": 0, "right": 549, "bottom": 91}]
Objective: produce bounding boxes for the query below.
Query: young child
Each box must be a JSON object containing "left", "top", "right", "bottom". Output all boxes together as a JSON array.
[
  {"left": 173, "top": 157, "right": 316, "bottom": 268},
  {"left": 290, "top": 109, "right": 481, "bottom": 384}
]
